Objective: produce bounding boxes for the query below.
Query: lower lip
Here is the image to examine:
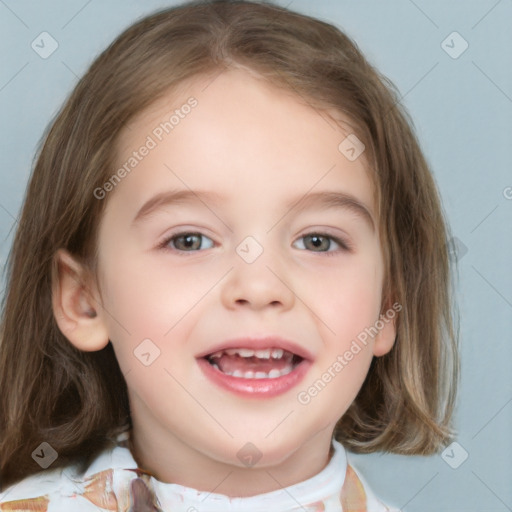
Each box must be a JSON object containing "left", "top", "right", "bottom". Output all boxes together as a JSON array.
[{"left": 197, "top": 357, "right": 312, "bottom": 398}]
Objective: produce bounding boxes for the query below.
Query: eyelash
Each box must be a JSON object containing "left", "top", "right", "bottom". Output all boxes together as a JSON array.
[{"left": 157, "top": 231, "right": 353, "bottom": 256}]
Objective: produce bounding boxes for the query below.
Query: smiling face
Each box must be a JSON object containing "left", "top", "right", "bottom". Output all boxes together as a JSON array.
[{"left": 56, "top": 67, "right": 396, "bottom": 494}]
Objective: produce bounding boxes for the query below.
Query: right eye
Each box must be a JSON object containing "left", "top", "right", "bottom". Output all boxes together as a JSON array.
[{"left": 160, "top": 232, "right": 215, "bottom": 252}]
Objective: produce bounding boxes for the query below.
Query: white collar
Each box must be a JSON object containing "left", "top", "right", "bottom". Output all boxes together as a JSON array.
[{"left": 94, "top": 436, "right": 347, "bottom": 511}]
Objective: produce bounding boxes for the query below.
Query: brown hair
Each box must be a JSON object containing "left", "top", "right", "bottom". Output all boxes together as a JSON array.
[{"left": 0, "top": 0, "right": 459, "bottom": 490}]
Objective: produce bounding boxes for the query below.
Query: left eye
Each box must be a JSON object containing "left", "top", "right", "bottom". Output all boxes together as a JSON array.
[
  {"left": 293, "top": 233, "right": 347, "bottom": 253},
  {"left": 164, "top": 232, "right": 214, "bottom": 251}
]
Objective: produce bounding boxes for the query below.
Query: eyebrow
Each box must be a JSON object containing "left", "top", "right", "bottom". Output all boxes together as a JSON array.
[
  {"left": 287, "top": 191, "right": 375, "bottom": 232},
  {"left": 132, "top": 189, "right": 375, "bottom": 231},
  {"left": 132, "top": 189, "right": 225, "bottom": 226}
]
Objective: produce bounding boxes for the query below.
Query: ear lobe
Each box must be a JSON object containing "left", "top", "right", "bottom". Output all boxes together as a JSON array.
[
  {"left": 372, "top": 301, "right": 399, "bottom": 357},
  {"left": 52, "top": 249, "right": 109, "bottom": 352}
]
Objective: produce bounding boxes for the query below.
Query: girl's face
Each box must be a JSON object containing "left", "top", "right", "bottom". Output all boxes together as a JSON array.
[{"left": 93, "top": 68, "right": 395, "bottom": 483}]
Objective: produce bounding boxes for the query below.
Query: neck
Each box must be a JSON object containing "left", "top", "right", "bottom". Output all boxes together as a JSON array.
[{"left": 128, "top": 413, "right": 336, "bottom": 498}]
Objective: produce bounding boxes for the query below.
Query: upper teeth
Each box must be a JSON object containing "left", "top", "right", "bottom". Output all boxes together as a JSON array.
[{"left": 209, "top": 348, "right": 285, "bottom": 359}]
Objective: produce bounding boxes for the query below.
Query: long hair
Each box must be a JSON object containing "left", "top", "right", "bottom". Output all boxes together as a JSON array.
[{"left": 0, "top": 0, "right": 459, "bottom": 489}]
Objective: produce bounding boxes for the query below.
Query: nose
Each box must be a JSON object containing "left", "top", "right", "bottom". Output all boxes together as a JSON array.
[{"left": 220, "top": 245, "right": 295, "bottom": 312}]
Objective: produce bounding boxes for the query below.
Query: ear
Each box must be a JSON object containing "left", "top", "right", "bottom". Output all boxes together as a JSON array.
[
  {"left": 52, "top": 249, "right": 109, "bottom": 351},
  {"left": 372, "top": 299, "right": 399, "bottom": 357}
]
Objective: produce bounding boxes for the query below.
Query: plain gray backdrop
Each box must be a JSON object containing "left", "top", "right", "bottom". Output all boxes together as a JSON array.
[{"left": 1, "top": 1, "right": 511, "bottom": 511}]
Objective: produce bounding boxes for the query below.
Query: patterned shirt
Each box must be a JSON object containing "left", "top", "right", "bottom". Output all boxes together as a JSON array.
[{"left": 0, "top": 435, "right": 400, "bottom": 511}]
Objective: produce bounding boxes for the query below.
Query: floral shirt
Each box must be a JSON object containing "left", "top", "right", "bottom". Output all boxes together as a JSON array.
[{"left": 0, "top": 435, "right": 400, "bottom": 511}]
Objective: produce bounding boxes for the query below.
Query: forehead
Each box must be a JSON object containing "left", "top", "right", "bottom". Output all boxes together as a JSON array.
[{"left": 110, "top": 68, "right": 376, "bottom": 220}]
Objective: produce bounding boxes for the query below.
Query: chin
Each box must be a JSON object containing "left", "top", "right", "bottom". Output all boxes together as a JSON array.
[{"left": 223, "top": 435, "right": 308, "bottom": 469}]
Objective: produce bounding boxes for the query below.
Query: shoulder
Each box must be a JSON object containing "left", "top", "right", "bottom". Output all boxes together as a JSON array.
[
  {"left": 345, "top": 456, "right": 402, "bottom": 512},
  {"left": 0, "top": 443, "right": 138, "bottom": 510}
]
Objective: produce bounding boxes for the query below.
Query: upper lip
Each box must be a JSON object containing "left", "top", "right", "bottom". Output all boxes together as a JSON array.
[{"left": 196, "top": 336, "right": 314, "bottom": 361}]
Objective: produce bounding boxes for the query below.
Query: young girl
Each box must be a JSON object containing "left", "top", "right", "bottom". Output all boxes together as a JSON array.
[{"left": 0, "top": 1, "right": 459, "bottom": 510}]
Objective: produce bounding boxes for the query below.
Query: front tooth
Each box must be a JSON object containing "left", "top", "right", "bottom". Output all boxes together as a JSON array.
[
  {"left": 279, "top": 366, "right": 293, "bottom": 376},
  {"left": 255, "top": 349, "right": 271, "bottom": 359},
  {"left": 232, "top": 370, "right": 244, "bottom": 377},
  {"left": 243, "top": 370, "right": 255, "bottom": 378},
  {"left": 238, "top": 348, "right": 255, "bottom": 357},
  {"left": 271, "top": 348, "right": 284, "bottom": 359},
  {"left": 268, "top": 369, "right": 281, "bottom": 378},
  {"left": 254, "top": 371, "right": 268, "bottom": 379}
]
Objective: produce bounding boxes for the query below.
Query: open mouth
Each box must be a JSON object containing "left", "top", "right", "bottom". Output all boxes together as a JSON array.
[{"left": 204, "top": 347, "right": 304, "bottom": 379}]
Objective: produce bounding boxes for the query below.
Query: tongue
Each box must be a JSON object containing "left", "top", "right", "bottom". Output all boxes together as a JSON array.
[{"left": 213, "top": 354, "right": 294, "bottom": 374}]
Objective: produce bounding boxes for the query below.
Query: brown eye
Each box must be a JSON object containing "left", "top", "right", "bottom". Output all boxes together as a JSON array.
[
  {"left": 293, "top": 232, "right": 351, "bottom": 254},
  {"left": 302, "top": 234, "right": 332, "bottom": 251},
  {"left": 166, "top": 232, "right": 214, "bottom": 251}
]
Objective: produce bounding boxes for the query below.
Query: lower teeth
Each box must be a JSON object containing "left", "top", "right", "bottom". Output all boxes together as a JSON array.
[{"left": 211, "top": 363, "right": 293, "bottom": 379}]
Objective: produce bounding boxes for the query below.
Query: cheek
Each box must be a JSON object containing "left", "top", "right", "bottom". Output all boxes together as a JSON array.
[
  {"left": 296, "top": 337, "right": 374, "bottom": 428},
  {"left": 309, "top": 254, "right": 383, "bottom": 336},
  {"left": 97, "top": 251, "right": 215, "bottom": 362},
  {"left": 302, "top": 255, "right": 383, "bottom": 417}
]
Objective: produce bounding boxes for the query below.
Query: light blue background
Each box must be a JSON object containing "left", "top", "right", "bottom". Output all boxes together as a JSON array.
[{"left": 1, "top": 1, "right": 511, "bottom": 511}]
